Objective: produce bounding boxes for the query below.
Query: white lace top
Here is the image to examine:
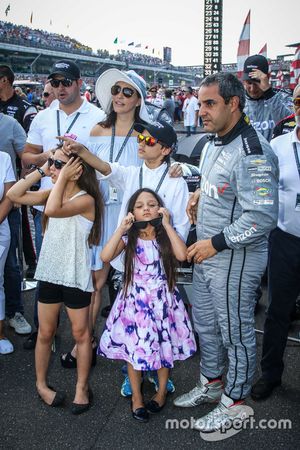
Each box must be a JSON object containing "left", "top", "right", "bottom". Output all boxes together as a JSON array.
[{"left": 34, "top": 191, "right": 94, "bottom": 292}]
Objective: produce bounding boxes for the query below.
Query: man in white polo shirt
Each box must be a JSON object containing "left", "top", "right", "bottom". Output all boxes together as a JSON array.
[
  {"left": 21, "top": 59, "right": 105, "bottom": 349},
  {"left": 251, "top": 83, "right": 300, "bottom": 400}
]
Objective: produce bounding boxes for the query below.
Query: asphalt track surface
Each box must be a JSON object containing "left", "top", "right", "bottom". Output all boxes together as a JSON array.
[{"left": 1, "top": 282, "right": 299, "bottom": 450}]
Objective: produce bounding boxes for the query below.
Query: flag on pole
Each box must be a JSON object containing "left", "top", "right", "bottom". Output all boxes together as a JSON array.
[
  {"left": 259, "top": 43, "right": 267, "bottom": 59},
  {"left": 113, "top": 37, "right": 118, "bottom": 44},
  {"left": 128, "top": 42, "right": 134, "bottom": 46},
  {"left": 237, "top": 10, "right": 251, "bottom": 79},
  {"left": 290, "top": 45, "right": 300, "bottom": 89},
  {"left": 5, "top": 4, "right": 10, "bottom": 16},
  {"left": 50, "top": 19, "right": 53, "bottom": 26},
  {"left": 30, "top": 12, "right": 33, "bottom": 24}
]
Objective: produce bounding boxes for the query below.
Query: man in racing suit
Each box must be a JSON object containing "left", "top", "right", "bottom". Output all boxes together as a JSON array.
[
  {"left": 243, "top": 55, "right": 292, "bottom": 142},
  {"left": 173, "top": 72, "right": 279, "bottom": 434}
]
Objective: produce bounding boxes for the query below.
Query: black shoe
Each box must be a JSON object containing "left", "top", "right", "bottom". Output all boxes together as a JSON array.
[
  {"left": 38, "top": 386, "right": 66, "bottom": 407},
  {"left": 251, "top": 377, "right": 281, "bottom": 401},
  {"left": 131, "top": 402, "right": 149, "bottom": 423},
  {"left": 61, "top": 345, "right": 97, "bottom": 369},
  {"left": 71, "top": 389, "right": 93, "bottom": 415},
  {"left": 23, "top": 331, "right": 38, "bottom": 350},
  {"left": 146, "top": 399, "right": 166, "bottom": 414}
]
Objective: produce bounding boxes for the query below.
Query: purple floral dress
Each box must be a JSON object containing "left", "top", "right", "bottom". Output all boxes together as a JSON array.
[{"left": 98, "top": 238, "right": 196, "bottom": 371}]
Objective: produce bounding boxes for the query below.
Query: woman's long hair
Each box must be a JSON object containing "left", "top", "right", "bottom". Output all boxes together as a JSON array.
[
  {"left": 123, "top": 188, "right": 178, "bottom": 296},
  {"left": 99, "top": 91, "right": 143, "bottom": 128},
  {"left": 42, "top": 153, "right": 104, "bottom": 246}
]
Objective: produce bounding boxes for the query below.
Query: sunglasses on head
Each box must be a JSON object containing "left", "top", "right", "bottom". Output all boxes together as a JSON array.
[
  {"left": 133, "top": 216, "right": 162, "bottom": 230},
  {"left": 48, "top": 157, "right": 67, "bottom": 170},
  {"left": 111, "top": 84, "right": 135, "bottom": 98},
  {"left": 293, "top": 97, "right": 300, "bottom": 107},
  {"left": 49, "top": 78, "right": 74, "bottom": 88},
  {"left": 137, "top": 134, "right": 163, "bottom": 147}
]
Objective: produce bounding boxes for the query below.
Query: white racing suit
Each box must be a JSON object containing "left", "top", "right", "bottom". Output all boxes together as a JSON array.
[{"left": 192, "top": 115, "right": 279, "bottom": 399}]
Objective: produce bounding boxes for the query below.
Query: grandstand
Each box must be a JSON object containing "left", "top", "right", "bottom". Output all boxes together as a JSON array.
[
  {"left": 0, "top": 21, "right": 295, "bottom": 89},
  {"left": 0, "top": 20, "right": 196, "bottom": 87}
]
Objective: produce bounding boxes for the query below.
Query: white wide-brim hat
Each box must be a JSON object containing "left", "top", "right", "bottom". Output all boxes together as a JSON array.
[{"left": 95, "top": 69, "right": 150, "bottom": 123}]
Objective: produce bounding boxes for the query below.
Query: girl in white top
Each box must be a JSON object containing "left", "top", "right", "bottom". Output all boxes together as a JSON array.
[
  {"left": 7, "top": 149, "right": 103, "bottom": 414},
  {"left": 0, "top": 152, "right": 15, "bottom": 355}
]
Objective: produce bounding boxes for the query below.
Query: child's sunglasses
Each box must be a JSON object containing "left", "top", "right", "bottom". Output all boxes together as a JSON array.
[
  {"left": 137, "top": 134, "right": 162, "bottom": 147},
  {"left": 111, "top": 84, "right": 135, "bottom": 98},
  {"left": 133, "top": 216, "right": 162, "bottom": 229},
  {"left": 48, "top": 158, "right": 67, "bottom": 170},
  {"left": 49, "top": 78, "right": 74, "bottom": 88}
]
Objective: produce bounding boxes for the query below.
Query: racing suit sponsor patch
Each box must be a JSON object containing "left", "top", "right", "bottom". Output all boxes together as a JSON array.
[{"left": 228, "top": 225, "right": 257, "bottom": 243}]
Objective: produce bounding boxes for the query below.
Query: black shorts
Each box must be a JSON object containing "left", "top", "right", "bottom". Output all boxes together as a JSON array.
[{"left": 38, "top": 281, "right": 92, "bottom": 309}]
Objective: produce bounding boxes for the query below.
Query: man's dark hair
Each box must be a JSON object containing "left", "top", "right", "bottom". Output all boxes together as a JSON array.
[
  {"left": 165, "top": 89, "right": 172, "bottom": 98},
  {"left": 200, "top": 72, "right": 245, "bottom": 112},
  {"left": 0, "top": 65, "right": 14, "bottom": 85}
]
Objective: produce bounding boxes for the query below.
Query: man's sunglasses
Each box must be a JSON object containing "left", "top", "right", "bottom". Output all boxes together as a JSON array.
[
  {"left": 293, "top": 97, "right": 300, "bottom": 107},
  {"left": 49, "top": 78, "right": 74, "bottom": 88},
  {"left": 48, "top": 158, "right": 66, "bottom": 170},
  {"left": 42, "top": 92, "right": 50, "bottom": 97},
  {"left": 111, "top": 84, "right": 135, "bottom": 98},
  {"left": 137, "top": 134, "right": 163, "bottom": 147}
]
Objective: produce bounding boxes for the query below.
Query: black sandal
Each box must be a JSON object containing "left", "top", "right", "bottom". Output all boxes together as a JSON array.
[{"left": 61, "top": 338, "right": 97, "bottom": 369}]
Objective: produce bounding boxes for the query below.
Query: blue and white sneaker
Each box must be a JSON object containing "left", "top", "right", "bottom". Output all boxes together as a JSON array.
[
  {"left": 147, "top": 373, "right": 175, "bottom": 393},
  {"left": 120, "top": 375, "right": 132, "bottom": 397}
]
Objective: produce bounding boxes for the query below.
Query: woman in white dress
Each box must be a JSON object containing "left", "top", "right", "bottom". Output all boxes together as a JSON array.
[{"left": 60, "top": 69, "right": 151, "bottom": 368}]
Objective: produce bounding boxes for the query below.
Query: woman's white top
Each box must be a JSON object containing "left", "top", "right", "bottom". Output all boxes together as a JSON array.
[
  {"left": 88, "top": 135, "right": 141, "bottom": 270},
  {"left": 34, "top": 191, "right": 94, "bottom": 292}
]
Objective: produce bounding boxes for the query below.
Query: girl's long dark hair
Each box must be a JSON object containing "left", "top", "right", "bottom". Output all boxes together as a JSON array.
[
  {"left": 42, "top": 153, "right": 104, "bottom": 246},
  {"left": 123, "top": 188, "right": 178, "bottom": 296}
]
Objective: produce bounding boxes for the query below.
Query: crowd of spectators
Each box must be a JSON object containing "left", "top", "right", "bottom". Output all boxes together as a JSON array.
[
  {"left": 0, "top": 21, "right": 182, "bottom": 69},
  {"left": 0, "top": 21, "right": 93, "bottom": 55},
  {"left": 114, "top": 50, "right": 163, "bottom": 66}
]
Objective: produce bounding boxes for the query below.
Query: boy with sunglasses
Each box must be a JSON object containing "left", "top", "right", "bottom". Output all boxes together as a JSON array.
[
  {"left": 60, "top": 120, "right": 190, "bottom": 396},
  {"left": 61, "top": 119, "right": 189, "bottom": 244}
]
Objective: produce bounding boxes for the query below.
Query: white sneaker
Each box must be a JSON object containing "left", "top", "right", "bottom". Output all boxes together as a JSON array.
[
  {"left": 0, "top": 338, "right": 14, "bottom": 354},
  {"left": 173, "top": 374, "right": 223, "bottom": 407},
  {"left": 193, "top": 393, "right": 250, "bottom": 433},
  {"left": 8, "top": 312, "right": 32, "bottom": 335}
]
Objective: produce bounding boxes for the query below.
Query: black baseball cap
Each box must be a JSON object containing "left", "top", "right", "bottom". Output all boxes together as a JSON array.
[
  {"left": 48, "top": 60, "right": 80, "bottom": 80},
  {"left": 243, "top": 55, "right": 269, "bottom": 82},
  {"left": 134, "top": 120, "right": 177, "bottom": 149}
]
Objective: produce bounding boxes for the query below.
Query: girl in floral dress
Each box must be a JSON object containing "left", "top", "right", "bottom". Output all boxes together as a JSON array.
[{"left": 99, "top": 188, "right": 196, "bottom": 422}]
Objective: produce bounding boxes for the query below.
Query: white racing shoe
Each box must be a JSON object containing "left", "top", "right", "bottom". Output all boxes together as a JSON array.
[
  {"left": 173, "top": 374, "right": 223, "bottom": 408},
  {"left": 193, "top": 393, "right": 251, "bottom": 433}
]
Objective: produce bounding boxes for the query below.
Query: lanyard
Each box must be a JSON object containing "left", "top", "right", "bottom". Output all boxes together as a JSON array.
[
  {"left": 293, "top": 143, "right": 300, "bottom": 181},
  {"left": 139, "top": 164, "right": 169, "bottom": 193},
  {"left": 109, "top": 124, "right": 134, "bottom": 163},
  {"left": 56, "top": 110, "right": 80, "bottom": 144}
]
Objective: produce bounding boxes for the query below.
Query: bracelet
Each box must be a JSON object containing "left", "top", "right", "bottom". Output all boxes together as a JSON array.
[{"left": 36, "top": 167, "right": 46, "bottom": 177}]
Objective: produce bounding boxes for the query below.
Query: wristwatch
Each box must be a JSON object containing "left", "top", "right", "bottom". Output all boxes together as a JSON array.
[{"left": 36, "top": 167, "right": 46, "bottom": 177}]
